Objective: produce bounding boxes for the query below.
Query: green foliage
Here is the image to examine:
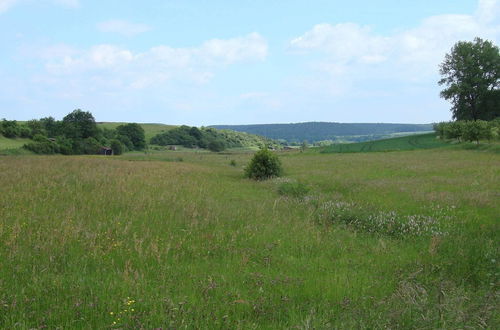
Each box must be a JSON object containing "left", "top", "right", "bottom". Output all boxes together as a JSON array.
[
  {"left": 245, "top": 148, "right": 283, "bottom": 180},
  {"left": 207, "top": 139, "right": 226, "bottom": 152},
  {"left": 62, "top": 109, "right": 98, "bottom": 139},
  {"left": 229, "top": 159, "right": 237, "bottom": 166},
  {"left": 23, "top": 135, "right": 59, "bottom": 154},
  {"left": 439, "top": 37, "right": 500, "bottom": 120},
  {"left": 116, "top": 123, "right": 146, "bottom": 150},
  {"left": 277, "top": 181, "right": 310, "bottom": 198},
  {"left": 82, "top": 137, "right": 101, "bottom": 154},
  {"left": 434, "top": 120, "right": 499, "bottom": 143},
  {"left": 110, "top": 139, "right": 124, "bottom": 155},
  {"left": 1, "top": 119, "right": 21, "bottom": 138},
  {"left": 150, "top": 125, "right": 274, "bottom": 150}
]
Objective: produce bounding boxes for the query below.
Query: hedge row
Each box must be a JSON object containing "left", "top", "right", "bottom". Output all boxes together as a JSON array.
[{"left": 433, "top": 119, "right": 500, "bottom": 143}]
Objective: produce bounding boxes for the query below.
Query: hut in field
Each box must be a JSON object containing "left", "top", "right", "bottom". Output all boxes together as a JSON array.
[{"left": 99, "top": 147, "right": 113, "bottom": 155}]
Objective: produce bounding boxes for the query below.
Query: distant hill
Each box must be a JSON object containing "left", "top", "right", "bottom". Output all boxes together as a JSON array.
[
  {"left": 321, "top": 133, "right": 448, "bottom": 153},
  {"left": 210, "top": 122, "right": 434, "bottom": 143}
]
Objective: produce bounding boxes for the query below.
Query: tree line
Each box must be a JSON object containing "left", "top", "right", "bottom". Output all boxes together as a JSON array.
[
  {"left": 0, "top": 110, "right": 145, "bottom": 155},
  {"left": 433, "top": 119, "right": 500, "bottom": 144}
]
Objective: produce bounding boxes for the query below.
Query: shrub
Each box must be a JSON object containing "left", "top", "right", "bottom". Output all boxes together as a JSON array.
[
  {"left": 1, "top": 119, "right": 20, "bottom": 138},
  {"left": 110, "top": 139, "right": 124, "bottom": 155},
  {"left": 277, "top": 182, "right": 310, "bottom": 199},
  {"left": 23, "top": 136, "right": 59, "bottom": 154},
  {"left": 82, "top": 137, "right": 101, "bottom": 154},
  {"left": 208, "top": 139, "right": 226, "bottom": 152},
  {"left": 229, "top": 160, "right": 237, "bottom": 166},
  {"left": 245, "top": 148, "right": 282, "bottom": 180}
]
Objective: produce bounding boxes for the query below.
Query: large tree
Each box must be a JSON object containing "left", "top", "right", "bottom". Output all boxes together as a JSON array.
[
  {"left": 62, "top": 109, "right": 98, "bottom": 139},
  {"left": 439, "top": 37, "right": 499, "bottom": 121},
  {"left": 116, "top": 123, "right": 146, "bottom": 150}
]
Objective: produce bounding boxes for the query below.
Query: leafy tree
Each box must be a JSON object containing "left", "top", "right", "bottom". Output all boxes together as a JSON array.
[
  {"left": 245, "top": 148, "right": 283, "bottom": 180},
  {"left": 26, "top": 120, "right": 46, "bottom": 137},
  {"left": 439, "top": 38, "right": 500, "bottom": 121},
  {"left": 40, "top": 116, "right": 61, "bottom": 137},
  {"left": 62, "top": 109, "right": 98, "bottom": 139},
  {"left": 117, "top": 134, "right": 133, "bottom": 151},
  {"left": 1, "top": 119, "right": 20, "bottom": 138},
  {"left": 116, "top": 123, "right": 146, "bottom": 150}
]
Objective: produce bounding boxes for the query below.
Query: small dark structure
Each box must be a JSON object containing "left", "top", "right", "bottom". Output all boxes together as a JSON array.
[
  {"left": 168, "top": 145, "right": 177, "bottom": 151},
  {"left": 99, "top": 147, "right": 113, "bottom": 156}
]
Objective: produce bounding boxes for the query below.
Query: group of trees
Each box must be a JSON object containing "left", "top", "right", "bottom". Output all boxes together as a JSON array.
[
  {"left": 150, "top": 125, "right": 227, "bottom": 151},
  {"left": 1, "top": 110, "right": 145, "bottom": 155},
  {"left": 150, "top": 125, "right": 279, "bottom": 152},
  {"left": 434, "top": 119, "right": 500, "bottom": 144}
]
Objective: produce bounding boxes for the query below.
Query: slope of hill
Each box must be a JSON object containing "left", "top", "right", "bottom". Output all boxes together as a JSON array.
[
  {"left": 211, "top": 122, "right": 433, "bottom": 143},
  {"left": 321, "top": 133, "right": 449, "bottom": 153},
  {"left": 97, "top": 122, "right": 176, "bottom": 141}
]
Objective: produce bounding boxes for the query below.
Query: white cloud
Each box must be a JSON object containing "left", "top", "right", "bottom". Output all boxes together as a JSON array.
[
  {"left": 97, "top": 20, "right": 152, "bottom": 37},
  {"left": 290, "top": 23, "right": 390, "bottom": 64},
  {"left": 201, "top": 32, "right": 268, "bottom": 64},
  {"left": 40, "top": 33, "right": 268, "bottom": 89},
  {"left": 289, "top": 0, "right": 499, "bottom": 86},
  {"left": 476, "top": 0, "right": 500, "bottom": 23}
]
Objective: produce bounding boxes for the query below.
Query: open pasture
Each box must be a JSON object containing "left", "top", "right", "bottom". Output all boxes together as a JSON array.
[
  {"left": 322, "top": 133, "right": 450, "bottom": 153},
  {"left": 0, "top": 148, "right": 498, "bottom": 328}
]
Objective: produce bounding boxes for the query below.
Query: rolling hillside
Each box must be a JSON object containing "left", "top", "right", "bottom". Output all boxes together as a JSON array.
[
  {"left": 211, "top": 122, "right": 433, "bottom": 143},
  {"left": 321, "top": 133, "right": 449, "bottom": 153},
  {"left": 97, "top": 122, "right": 176, "bottom": 141}
]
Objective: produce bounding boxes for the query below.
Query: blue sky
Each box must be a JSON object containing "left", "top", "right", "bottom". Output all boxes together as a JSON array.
[{"left": 0, "top": 0, "right": 498, "bottom": 125}]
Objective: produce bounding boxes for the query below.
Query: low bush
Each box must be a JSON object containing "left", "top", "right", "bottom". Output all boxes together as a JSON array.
[{"left": 245, "top": 148, "right": 282, "bottom": 180}]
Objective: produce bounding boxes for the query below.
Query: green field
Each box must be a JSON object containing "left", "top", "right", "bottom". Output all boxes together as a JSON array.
[
  {"left": 97, "top": 122, "right": 176, "bottom": 141},
  {"left": 0, "top": 148, "right": 498, "bottom": 328},
  {"left": 0, "top": 136, "right": 32, "bottom": 155},
  {"left": 322, "top": 133, "right": 450, "bottom": 153}
]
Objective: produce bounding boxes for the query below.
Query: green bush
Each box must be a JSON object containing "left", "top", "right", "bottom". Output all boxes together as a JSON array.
[
  {"left": 110, "top": 139, "right": 124, "bottom": 155},
  {"left": 245, "top": 148, "right": 282, "bottom": 180},
  {"left": 208, "top": 139, "right": 226, "bottom": 152},
  {"left": 277, "top": 182, "right": 310, "bottom": 198}
]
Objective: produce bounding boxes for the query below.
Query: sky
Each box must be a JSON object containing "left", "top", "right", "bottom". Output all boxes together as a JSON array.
[{"left": 0, "top": 0, "right": 498, "bottom": 125}]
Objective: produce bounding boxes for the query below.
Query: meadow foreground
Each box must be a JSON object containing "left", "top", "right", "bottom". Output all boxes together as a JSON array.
[{"left": 0, "top": 148, "right": 498, "bottom": 328}]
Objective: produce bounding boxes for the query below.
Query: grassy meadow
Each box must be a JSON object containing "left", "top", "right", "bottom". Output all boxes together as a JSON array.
[
  {"left": 1, "top": 147, "right": 499, "bottom": 328},
  {"left": 321, "top": 133, "right": 450, "bottom": 153}
]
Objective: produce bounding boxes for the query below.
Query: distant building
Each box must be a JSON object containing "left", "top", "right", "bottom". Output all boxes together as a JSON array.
[{"left": 99, "top": 147, "right": 113, "bottom": 155}]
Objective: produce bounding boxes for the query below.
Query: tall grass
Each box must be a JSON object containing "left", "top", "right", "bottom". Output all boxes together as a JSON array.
[{"left": 0, "top": 148, "right": 498, "bottom": 328}]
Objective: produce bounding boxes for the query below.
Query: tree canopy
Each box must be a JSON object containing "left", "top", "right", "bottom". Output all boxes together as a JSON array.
[{"left": 439, "top": 37, "right": 500, "bottom": 121}]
